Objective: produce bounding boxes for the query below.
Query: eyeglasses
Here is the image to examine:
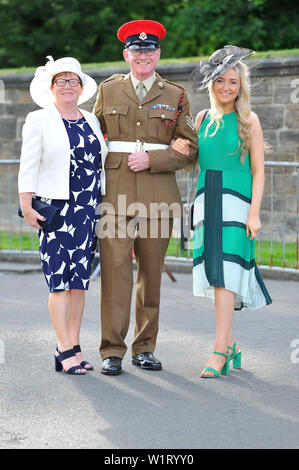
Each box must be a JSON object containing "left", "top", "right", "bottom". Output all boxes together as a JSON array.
[
  {"left": 54, "top": 78, "right": 81, "bottom": 87},
  {"left": 130, "top": 49, "right": 158, "bottom": 57}
]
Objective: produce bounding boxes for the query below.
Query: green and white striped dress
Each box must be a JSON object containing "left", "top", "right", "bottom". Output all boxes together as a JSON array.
[{"left": 193, "top": 111, "right": 272, "bottom": 310}]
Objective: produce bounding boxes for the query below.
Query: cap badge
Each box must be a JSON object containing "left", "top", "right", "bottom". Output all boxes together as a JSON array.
[{"left": 139, "top": 32, "right": 147, "bottom": 40}]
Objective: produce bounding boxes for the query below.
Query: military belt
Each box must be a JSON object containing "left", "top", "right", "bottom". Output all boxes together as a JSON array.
[{"left": 108, "top": 141, "right": 169, "bottom": 153}]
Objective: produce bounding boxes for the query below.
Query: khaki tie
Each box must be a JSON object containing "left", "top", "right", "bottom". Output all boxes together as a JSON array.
[{"left": 136, "top": 81, "right": 146, "bottom": 102}]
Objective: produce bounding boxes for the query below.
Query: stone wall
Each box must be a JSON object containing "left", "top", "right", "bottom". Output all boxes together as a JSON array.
[{"left": 0, "top": 57, "right": 298, "bottom": 239}]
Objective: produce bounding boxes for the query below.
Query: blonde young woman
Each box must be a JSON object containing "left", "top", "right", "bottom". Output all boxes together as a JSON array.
[{"left": 172, "top": 46, "right": 272, "bottom": 378}]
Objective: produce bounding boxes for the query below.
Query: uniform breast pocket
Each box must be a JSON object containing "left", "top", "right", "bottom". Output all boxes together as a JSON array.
[
  {"left": 103, "top": 105, "right": 129, "bottom": 139},
  {"left": 148, "top": 108, "right": 176, "bottom": 142}
]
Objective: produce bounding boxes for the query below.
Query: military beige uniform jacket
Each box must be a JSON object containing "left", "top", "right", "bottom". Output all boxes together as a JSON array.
[{"left": 93, "top": 72, "right": 198, "bottom": 218}]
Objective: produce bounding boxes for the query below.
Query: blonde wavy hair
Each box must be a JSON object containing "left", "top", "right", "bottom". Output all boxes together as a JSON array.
[{"left": 204, "top": 61, "right": 251, "bottom": 164}]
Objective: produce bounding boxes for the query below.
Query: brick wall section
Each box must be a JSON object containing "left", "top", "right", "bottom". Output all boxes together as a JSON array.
[{"left": 0, "top": 57, "right": 298, "bottom": 238}]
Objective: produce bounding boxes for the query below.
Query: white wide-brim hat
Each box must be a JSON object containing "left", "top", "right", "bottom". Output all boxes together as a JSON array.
[{"left": 30, "top": 56, "right": 98, "bottom": 108}]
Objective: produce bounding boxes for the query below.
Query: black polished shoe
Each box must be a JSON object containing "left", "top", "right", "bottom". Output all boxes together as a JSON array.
[
  {"left": 101, "top": 356, "right": 122, "bottom": 375},
  {"left": 132, "top": 352, "right": 162, "bottom": 371}
]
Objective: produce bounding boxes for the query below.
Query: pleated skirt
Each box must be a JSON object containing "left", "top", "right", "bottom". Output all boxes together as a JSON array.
[{"left": 193, "top": 169, "right": 272, "bottom": 310}]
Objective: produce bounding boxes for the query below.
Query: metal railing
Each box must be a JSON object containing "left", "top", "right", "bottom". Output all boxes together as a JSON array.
[
  {"left": 1, "top": 159, "right": 299, "bottom": 273},
  {"left": 174, "top": 161, "right": 299, "bottom": 272},
  {"left": 257, "top": 161, "right": 298, "bottom": 272},
  {"left": 0, "top": 159, "right": 37, "bottom": 254}
]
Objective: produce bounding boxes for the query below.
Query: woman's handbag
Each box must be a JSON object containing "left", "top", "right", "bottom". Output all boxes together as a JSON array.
[
  {"left": 18, "top": 198, "right": 60, "bottom": 232},
  {"left": 183, "top": 109, "right": 209, "bottom": 238},
  {"left": 183, "top": 164, "right": 196, "bottom": 238}
]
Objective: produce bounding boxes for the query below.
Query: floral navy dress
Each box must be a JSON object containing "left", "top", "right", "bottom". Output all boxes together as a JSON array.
[{"left": 38, "top": 117, "right": 102, "bottom": 292}]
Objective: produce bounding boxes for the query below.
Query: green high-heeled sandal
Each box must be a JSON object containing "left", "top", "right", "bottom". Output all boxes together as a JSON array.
[
  {"left": 200, "top": 350, "right": 230, "bottom": 378},
  {"left": 228, "top": 342, "right": 242, "bottom": 369}
]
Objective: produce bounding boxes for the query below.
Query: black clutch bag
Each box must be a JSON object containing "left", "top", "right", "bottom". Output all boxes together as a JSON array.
[
  {"left": 183, "top": 200, "right": 194, "bottom": 239},
  {"left": 190, "top": 202, "right": 194, "bottom": 230},
  {"left": 183, "top": 109, "right": 209, "bottom": 239},
  {"left": 18, "top": 198, "right": 60, "bottom": 232}
]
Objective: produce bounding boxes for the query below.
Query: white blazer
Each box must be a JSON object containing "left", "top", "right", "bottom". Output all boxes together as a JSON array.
[{"left": 18, "top": 104, "right": 107, "bottom": 199}]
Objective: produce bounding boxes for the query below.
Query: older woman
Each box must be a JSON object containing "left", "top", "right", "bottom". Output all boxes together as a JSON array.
[
  {"left": 172, "top": 46, "right": 272, "bottom": 378},
  {"left": 18, "top": 56, "right": 107, "bottom": 375}
]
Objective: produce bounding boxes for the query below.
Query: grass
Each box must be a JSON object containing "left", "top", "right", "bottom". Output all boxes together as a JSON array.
[
  {"left": 0, "top": 231, "right": 39, "bottom": 251},
  {"left": 167, "top": 238, "right": 298, "bottom": 269},
  {"left": 0, "top": 232, "right": 297, "bottom": 269},
  {"left": 0, "top": 49, "right": 298, "bottom": 75}
]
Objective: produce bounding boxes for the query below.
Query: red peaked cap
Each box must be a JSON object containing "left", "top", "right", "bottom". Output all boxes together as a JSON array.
[{"left": 117, "top": 20, "right": 166, "bottom": 44}]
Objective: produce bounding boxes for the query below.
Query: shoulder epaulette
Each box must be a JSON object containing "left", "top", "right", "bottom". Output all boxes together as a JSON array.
[
  {"left": 102, "top": 73, "right": 126, "bottom": 84},
  {"left": 164, "top": 79, "right": 185, "bottom": 91}
]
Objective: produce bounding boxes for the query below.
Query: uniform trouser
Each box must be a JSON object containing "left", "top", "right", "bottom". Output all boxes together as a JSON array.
[{"left": 99, "top": 214, "right": 173, "bottom": 359}]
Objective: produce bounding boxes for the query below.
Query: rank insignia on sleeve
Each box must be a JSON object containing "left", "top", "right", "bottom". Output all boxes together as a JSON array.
[
  {"left": 186, "top": 115, "right": 195, "bottom": 130},
  {"left": 152, "top": 104, "right": 175, "bottom": 110}
]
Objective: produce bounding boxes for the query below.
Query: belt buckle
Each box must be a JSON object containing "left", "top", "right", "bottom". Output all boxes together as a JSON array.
[{"left": 135, "top": 141, "right": 144, "bottom": 152}]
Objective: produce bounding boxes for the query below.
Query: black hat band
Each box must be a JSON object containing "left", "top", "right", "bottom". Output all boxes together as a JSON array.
[{"left": 125, "top": 33, "right": 159, "bottom": 49}]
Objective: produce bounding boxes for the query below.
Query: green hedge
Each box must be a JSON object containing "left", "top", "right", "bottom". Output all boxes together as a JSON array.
[{"left": 0, "top": 48, "right": 298, "bottom": 76}]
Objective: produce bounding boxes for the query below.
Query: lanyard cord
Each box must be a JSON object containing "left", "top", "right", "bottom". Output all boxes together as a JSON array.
[{"left": 161, "top": 88, "right": 185, "bottom": 128}]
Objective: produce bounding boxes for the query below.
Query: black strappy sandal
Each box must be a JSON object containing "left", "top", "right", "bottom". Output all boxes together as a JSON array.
[
  {"left": 73, "top": 344, "right": 94, "bottom": 370},
  {"left": 54, "top": 347, "right": 86, "bottom": 375}
]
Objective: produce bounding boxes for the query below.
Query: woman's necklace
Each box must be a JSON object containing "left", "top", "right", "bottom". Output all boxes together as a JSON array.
[
  {"left": 62, "top": 108, "right": 80, "bottom": 128},
  {"left": 56, "top": 105, "right": 81, "bottom": 128}
]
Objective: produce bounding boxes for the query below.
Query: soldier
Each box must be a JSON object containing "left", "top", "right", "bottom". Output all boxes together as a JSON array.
[{"left": 93, "top": 19, "right": 198, "bottom": 375}]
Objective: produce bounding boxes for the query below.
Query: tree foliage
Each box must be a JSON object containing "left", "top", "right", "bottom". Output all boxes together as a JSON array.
[
  {"left": 162, "top": 0, "right": 299, "bottom": 58},
  {"left": 0, "top": 0, "right": 298, "bottom": 68},
  {"left": 0, "top": 0, "right": 173, "bottom": 67}
]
